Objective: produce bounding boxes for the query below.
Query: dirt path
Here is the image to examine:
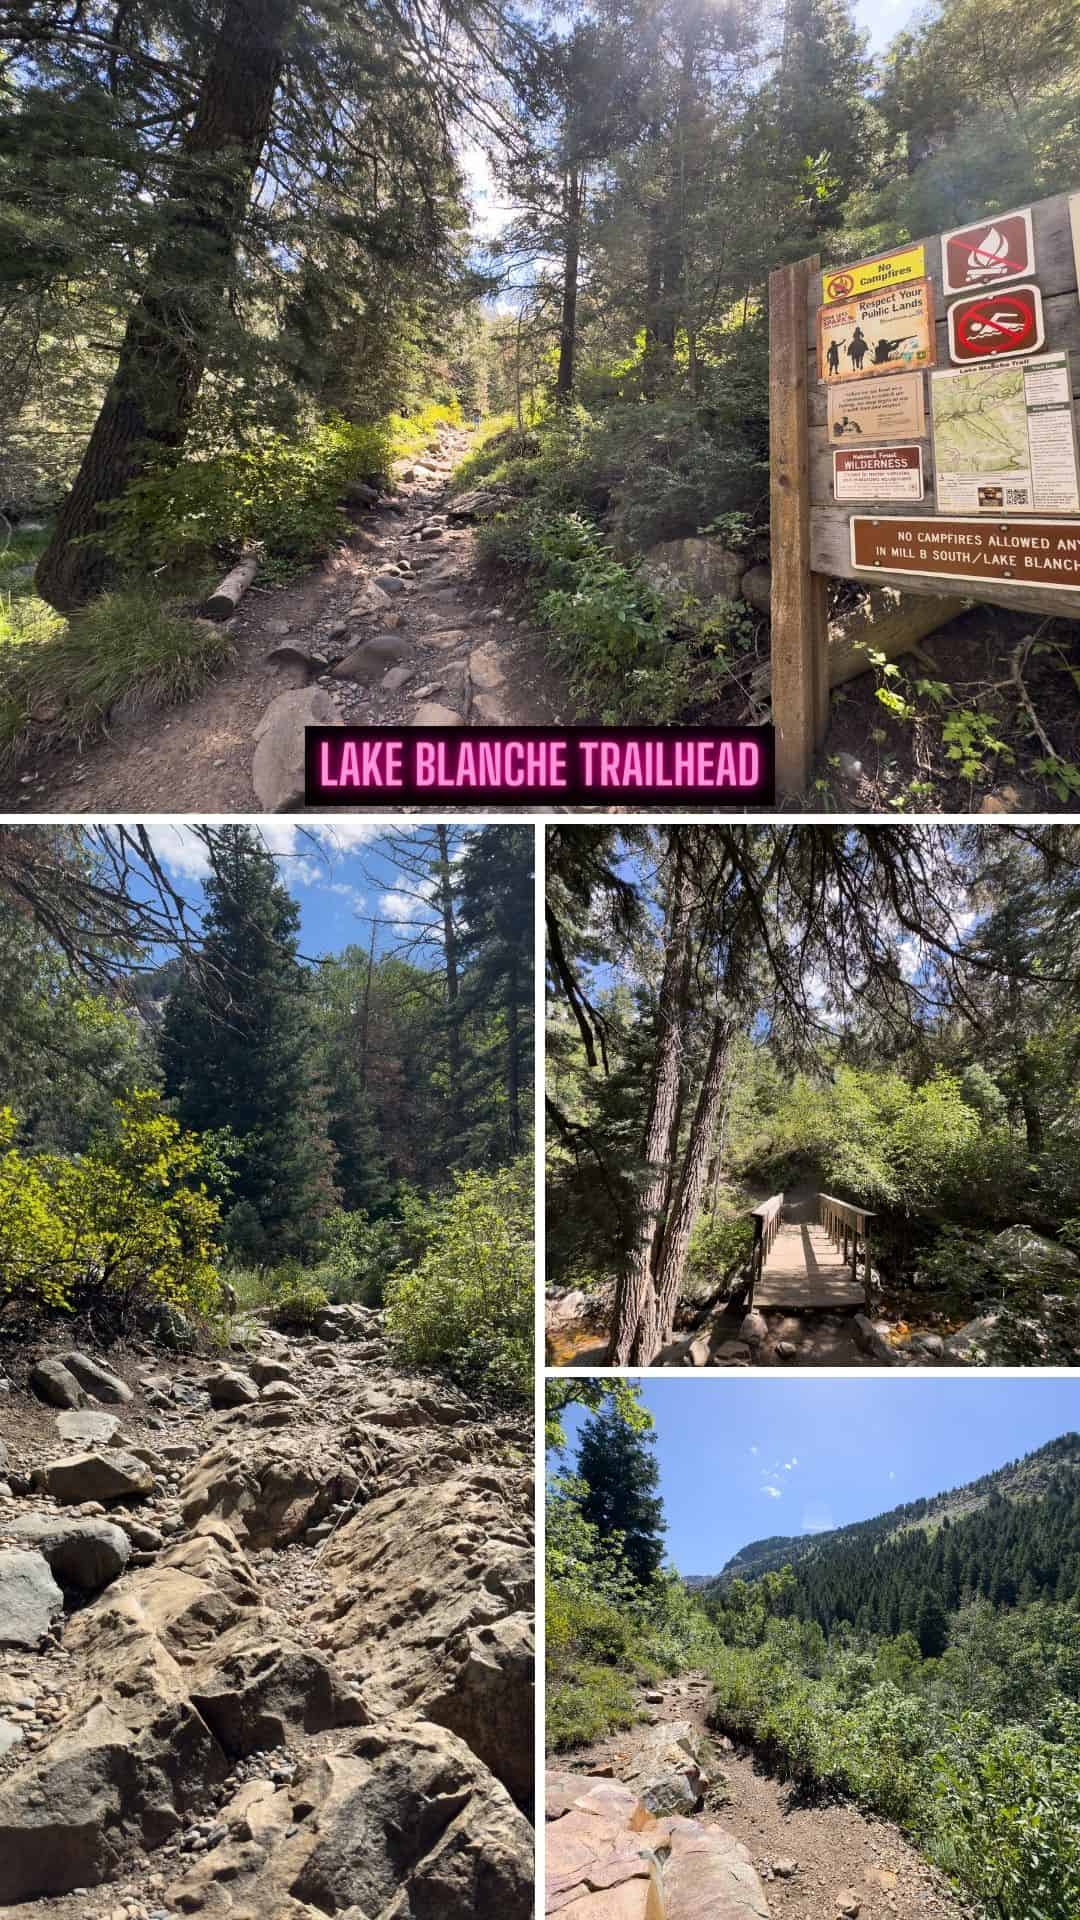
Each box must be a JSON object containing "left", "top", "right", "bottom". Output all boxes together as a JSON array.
[
  {"left": 6, "top": 426, "right": 570, "bottom": 815},
  {"left": 560, "top": 1671, "right": 971, "bottom": 1920}
]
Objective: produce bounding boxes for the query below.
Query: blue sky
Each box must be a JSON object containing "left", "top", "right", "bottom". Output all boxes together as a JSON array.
[
  {"left": 138, "top": 823, "right": 473, "bottom": 965},
  {"left": 557, "top": 1377, "right": 1080, "bottom": 1576}
]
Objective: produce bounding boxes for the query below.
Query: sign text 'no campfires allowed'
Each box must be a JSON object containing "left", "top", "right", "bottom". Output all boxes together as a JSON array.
[{"left": 850, "top": 516, "right": 1080, "bottom": 589}]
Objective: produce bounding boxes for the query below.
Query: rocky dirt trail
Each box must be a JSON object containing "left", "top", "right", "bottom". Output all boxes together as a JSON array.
[
  {"left": 9, "top": 425, "right": 568, "bottom": 815},
  {"left": 0, "top": 1302, "right": 533, "bottom": 1918},
  {"left": 547, "top": 1672, "right": 971, "bottom": 1920}
]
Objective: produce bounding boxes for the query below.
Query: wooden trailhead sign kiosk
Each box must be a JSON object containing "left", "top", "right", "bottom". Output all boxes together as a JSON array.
[{"left": 769, "top": 188, "right": 1080, "bottom": 797}]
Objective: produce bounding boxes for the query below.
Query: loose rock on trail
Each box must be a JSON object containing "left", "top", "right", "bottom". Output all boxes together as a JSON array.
[
  {"left": 547, "top": 1672, "right": 971, "bottom": 1920},
  {"left": 11, "top": 424, "right": 567, "bottom": 815},
  {"left": 0, "top": 1300, "right": 534, "bottom": 1918}
]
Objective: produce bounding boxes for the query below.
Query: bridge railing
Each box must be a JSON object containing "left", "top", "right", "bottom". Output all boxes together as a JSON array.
[
  {"left": 747, "top": 1192, "right": 784, "bottom": 1306},
  {"left": 818, "top": 1192, "right": 875, "bottom": 1308}
]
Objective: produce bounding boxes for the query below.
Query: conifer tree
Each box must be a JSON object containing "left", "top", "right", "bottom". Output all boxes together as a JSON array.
[
  {"left": 577, "top": 1402, "right": 667, "bottom": 1584},
  {"left": 159, "top": 825, "right": 336, "bottom": 1258}
]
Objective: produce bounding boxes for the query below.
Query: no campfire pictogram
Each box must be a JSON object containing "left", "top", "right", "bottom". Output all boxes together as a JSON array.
[
  {"left": 941, "top": 208, "right": 1034, "bottom": 295},
  {"left": 947, "top": 284, "right": 1045, "bottom": 364}
]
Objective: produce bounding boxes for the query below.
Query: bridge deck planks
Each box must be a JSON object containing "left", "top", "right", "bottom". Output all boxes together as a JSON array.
[{"left": 756, "top": 1220, "right": 866, "bottom": 1309}]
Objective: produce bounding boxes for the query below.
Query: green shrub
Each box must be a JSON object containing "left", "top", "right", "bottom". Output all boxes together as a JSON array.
[
  {"left": 0, "top": 584, "right": 231, "bottom": 766},
  {"left": 269, "top": 1275, "right": 329, "bottom": 1330},
  {"left": 319, "top": 1209, "right": 403, "bottom": 1306},
  {"left": 547, "top": 1663, "right": 642, "bottom": 1751},
  {"left": 684, "top": 1211, "right": 755, "bottom": 1306},
  {"left": 0, "top": 1092, "right": 223, "bottom": 1316},
  {"left": 384, "top": 1157, "right": 533, "bottom": 1401}
]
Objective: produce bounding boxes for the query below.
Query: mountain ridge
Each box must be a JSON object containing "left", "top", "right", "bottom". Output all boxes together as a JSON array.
[{"left": 694, "top": 1432, "right": 1080, "bottom": 1589}]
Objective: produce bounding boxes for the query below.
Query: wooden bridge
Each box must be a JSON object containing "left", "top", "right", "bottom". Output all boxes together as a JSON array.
[{"left": 747, "top": 1189, "right": 874, "bottom": 1310}]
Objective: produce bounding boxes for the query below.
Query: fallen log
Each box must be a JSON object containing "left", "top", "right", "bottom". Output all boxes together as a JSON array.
[
  {"left": 827, "top": 586, "right": 970, "bottom": 687},
  {"left": 199, "top": 549, "right": 260, "bottom": 621}
]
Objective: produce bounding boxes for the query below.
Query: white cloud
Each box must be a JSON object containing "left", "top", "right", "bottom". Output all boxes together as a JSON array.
[
  {"left": 761, "top": 1485, "right": 782, "bottom": 1500},
  {"left": 782, "top": 1460, "right": 797, "bottom": 1472},
  {"left": 148, "top": 824, "right": 212, "bottom": 882},
  {"left": 750, "top": 1445, "right": 758, "bottom": 1456},
  {"left": 379, "top": 875, "right": 438, "bottom": 924},
  {"left": 889, "top": 1470, "right": 896, "bottom": 1480}
]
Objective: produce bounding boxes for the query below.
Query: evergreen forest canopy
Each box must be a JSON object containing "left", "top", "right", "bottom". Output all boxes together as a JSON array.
[
  {"left": 0, "top": 822, "right": 534, "bottom": 1401},
  {"left": 1, "top": 0, "right": 1078, "bottom": 790},
  {"left": 545, "top": 1383, "right": 1080, "bottom": 1920},
  {"left": 545, "top": 823, "right": 1080, "bottom": 1365}
]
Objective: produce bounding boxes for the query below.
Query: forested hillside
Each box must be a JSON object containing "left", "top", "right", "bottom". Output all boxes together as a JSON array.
[
  {"left": 1, "top": 822, "right": 534, "bottom": 1398},
  {"left": 546, "top": 823, "right": 1080, "bottom": 1366},
  {"left": 546, "top": 1383, "right": 1080, "bottom": 1920},
  {"left": 702, "top": 1434, "right": 1080, "bottom": 1628},
  {"left": 3, "top": 0, "right": 1078, "bottom": 803}
]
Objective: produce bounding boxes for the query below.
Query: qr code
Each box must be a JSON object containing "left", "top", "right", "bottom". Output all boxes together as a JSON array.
[{"left": 1005, "top": 488, "right": 1028, "bottom": 505}]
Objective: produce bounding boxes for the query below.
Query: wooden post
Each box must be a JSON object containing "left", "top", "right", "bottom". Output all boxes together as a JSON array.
[{"left": 769, "top": 254, "right": 828, "bottom": 800}]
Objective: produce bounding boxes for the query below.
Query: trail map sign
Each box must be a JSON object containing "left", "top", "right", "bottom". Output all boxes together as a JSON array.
[
  {"left": 947, "top": 284, "right": 1045, "bottom": 363},
  {"left": 822, "top": 244, "right": 925, "bottom": 304},
  {"left": 834, "top": 446, "right": 924, "bottom": 501},
  {"left": 827, "top": 373, "right": 926, "bottom": 441},
  {"left": 768, "top": 186, "right": 1080, "bottom": 796},
  {"left": 849, "top": 516, "right": 1080, "bottom": 590},
  {"left": 931, "top": 355, "right": 1080, "bottom": 514},
  {"left": 941, "top": 208, "right": 1035, "bottom": 295},
  {"left": 818, "top": 280, "right": 935, "bottom": 381}
]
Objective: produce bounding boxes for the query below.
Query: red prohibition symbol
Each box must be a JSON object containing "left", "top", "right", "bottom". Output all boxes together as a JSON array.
[{"left": 949, "top": 286, "right": 1043, "bottom": 362}]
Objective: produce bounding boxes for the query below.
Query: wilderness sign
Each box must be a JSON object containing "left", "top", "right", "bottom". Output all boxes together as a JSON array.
[
  {"left": 849, "top": 515, "right": 1080, "bottom": 589},
  {"left": 833, "top": 445, "right": 924, "bottom": 501},
  {"left": 946, "top": 284, "right": 1045, "bottom": 364},
  {"left": 941, "top": 207, "right": 1035, "bottom": 295},
  {"left": 827, "top": 372, "right": 926, "bottom": 441},
  {"left": 821, "top": 243, "right": 925, "bottom": 304},
  {"left": 818, "top": 279, "right": 935, "bottom": 381}
]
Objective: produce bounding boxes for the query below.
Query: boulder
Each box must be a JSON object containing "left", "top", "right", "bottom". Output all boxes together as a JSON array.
[
  {"left": 446, "top": 488, "right": 505, "bottom": 523},
  {"left": 260, "top": 1379, "right": 305, "bottom": 1403},
  {"left": 740, "top": 563, "right": 772, "bottom": 614},
  {"left": 251, "top": 685, "right": 340, "bottom": 812},
  {"left": 545, "top": 1773, "right": 769, "bottom": 1920},
  {"left": 993, "top": 1224, "right": 1079, "bottom": 1279},
  {"left": 249, "top": 1356, "right": 295, "bottom": 1387},
  {"left": 942, "top": 1314, "right": 1000, "bottom": 1363},
  {"left": 6, "top": 1514, "right": 131, "bottom": 1591},
  {"left": 412, "top": 700, "right": 464, "bottom": 725},
  {"left": 739, "top": 1309, "right": 769, "bottom": 1348},
  {"left": 348, "top": 577, "right": 395, "bottom": 617},
  {"left": 0, "top": 1547, "right": 64, "bottom": 1649},
  {"left": 852, "top": 1314, "right": 897, "bottom": 1366},
  {"left": 58, "top": 1351, "right": 133, "bottom": 1404},
  {"left": 305, "top": 1466, "right": 532, "bottom": 1800},
  {"left": 343, "top": 478, "right": 379, "bottom": 506},
  {"left": 641, "top": 537, "right": 744, "bottom": 607},
  {"left": 333, "top": 632, "right": 410, "bottom": 684},
  {"left": 191, "top": 1636, "right": 366, "bottom": 1755},
  {"left": 617, "top": 1721, "right": 708, "bottom": 1817},
  {"left": 42, "top": 1449, "right": 154, "bottom": 1505},
  {"left": 29, "top": 1357, "right": 85, "bottom": 1409},
  {"left": 164, "top": 1720, "right": 533, "bottom": 1920},
  {"left": 55, "top": 1409, "right": 121, "bottom": 1446},
  {"left": 181, "top": 1436, "right": 362, "bottom": 1548},
  {"left": 203, "top": 1366, "right": 259, "bottom": 1407}
]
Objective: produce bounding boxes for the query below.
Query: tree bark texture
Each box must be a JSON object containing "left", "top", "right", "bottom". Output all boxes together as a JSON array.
[{"left": 36, "top": 0, "right": 293, "bottom": 610}]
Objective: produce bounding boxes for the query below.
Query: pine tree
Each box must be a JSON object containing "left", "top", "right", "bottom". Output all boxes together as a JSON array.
[
  {"left": 159, "top": 826, "right": 337, "bottom": 1258},
  {"left": 576, "top": 1403, "right": 667, "bottom": 1584}
]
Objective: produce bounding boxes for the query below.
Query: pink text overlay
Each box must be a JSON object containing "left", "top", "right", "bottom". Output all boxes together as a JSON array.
[{"left": 305, "top": 727, "right": 774, "bottom": 807}]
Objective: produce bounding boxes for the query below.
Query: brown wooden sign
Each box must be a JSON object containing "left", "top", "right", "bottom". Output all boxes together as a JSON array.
[
  {"left": 850, "top": 515, "right": 1080, "bottom": 590},
  {"left": 769, "top": 186, "right": 1080, "bottom": 796}
]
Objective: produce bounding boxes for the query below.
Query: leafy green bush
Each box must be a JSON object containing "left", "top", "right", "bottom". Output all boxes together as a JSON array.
[
  {"left": 683, "top": 1211, "right": 755, "bottom": 1306},
  {"left": 547, "top": 1662, "right": 642, "bottom": 1751},
  {"left": 103, "top": 417, "right": 395, "bottom": 579},
  {"left": 0, "top": 584, "right": 231, "bottom": 766},
  {"left": 318, "top": 1209, "right": 403, "bottom": 1306},
  {"left": 0, "top": 1091, "right": 223, "bottom": 1316},
  {"left": 269, "top": 1273, "right": 329, "bottom": 1330},
  {"left": 384, "top": 1157, "right": 533, "bottom": 1401}
]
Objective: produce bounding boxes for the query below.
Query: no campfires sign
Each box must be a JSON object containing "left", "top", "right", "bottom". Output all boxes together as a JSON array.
[
  {"left": 947, "top": 284, "right": 1045, "bottom": 364},
  {"left": 941, "top": 208, "right": 1034, "bottom": 295}
]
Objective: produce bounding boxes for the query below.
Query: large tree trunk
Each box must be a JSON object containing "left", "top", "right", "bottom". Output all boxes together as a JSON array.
[
  {"left": 435, "top": 825, "right": 462, "bottom": 1109},
  {"left": 555, "top": 166, "right": 583, "bottom": 403},
  {"left": 36, "top": 0, "right": 293, "bottom": 611},
  {"left": 639, "top": 1015, "right": 734, "bottom": 1359},
  {"left": 608, "top": 837, "right": 695, "bottom": 1365}
]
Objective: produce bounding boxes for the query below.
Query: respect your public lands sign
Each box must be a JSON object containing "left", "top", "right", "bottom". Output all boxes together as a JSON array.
[{"left": 767, "top": 186, "right": 1080, "bottom": 795}]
